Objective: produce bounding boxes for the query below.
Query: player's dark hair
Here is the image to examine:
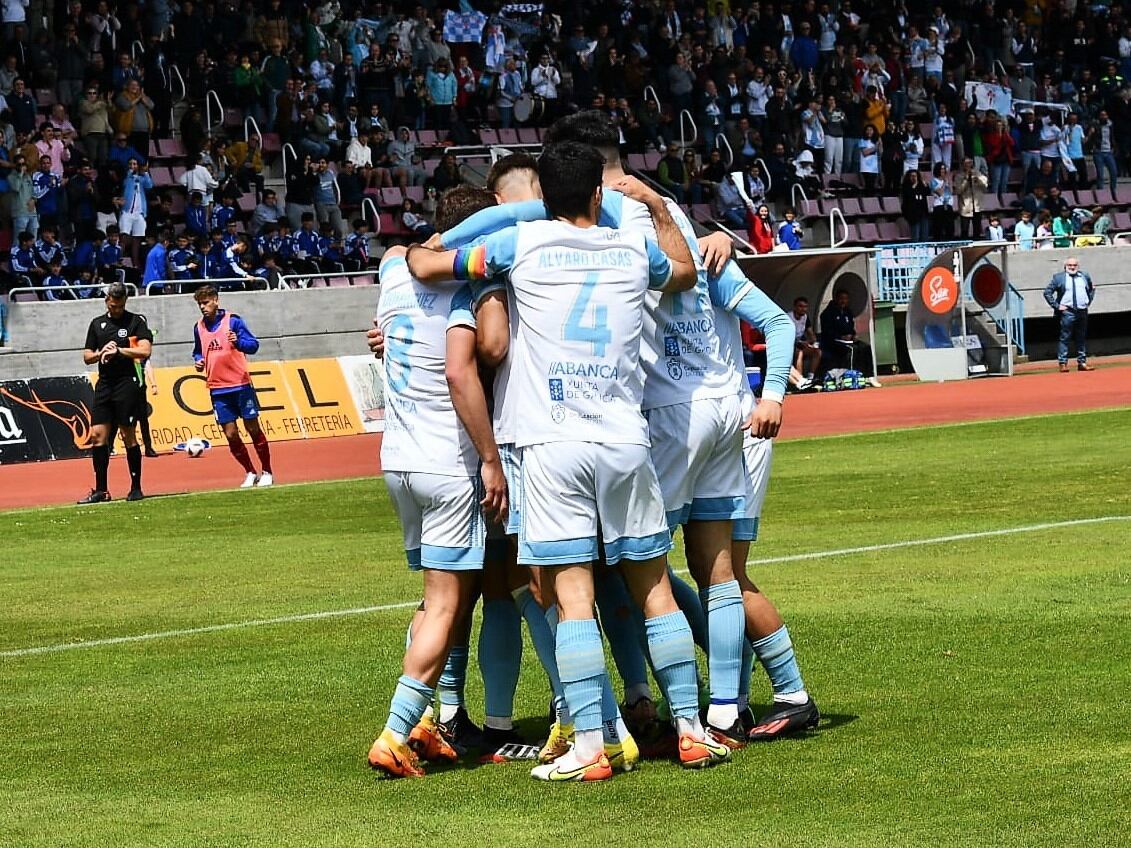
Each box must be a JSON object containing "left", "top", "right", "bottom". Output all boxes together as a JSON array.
[
  {"left": 538, "top": 142, "right": 605, "bottom": 221},
  {"left": 106, "top": 281, "right": 129, "bottom": 300},
  {"left": 544, "top": 111, "right": 620, "bottom": 165},
  {"left": 487, "top": 152, "right": 539, "bottom": 193},
  {"left": 434, "top": 185, "right": 497, "bottom": 232},
  {"left": 194, "top": 284, "right": 219, "bottom": 301}
]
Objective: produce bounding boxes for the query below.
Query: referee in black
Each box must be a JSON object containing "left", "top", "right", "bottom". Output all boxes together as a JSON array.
[{"left": 79, "top": 282, "right": 154, "bottom": 503}]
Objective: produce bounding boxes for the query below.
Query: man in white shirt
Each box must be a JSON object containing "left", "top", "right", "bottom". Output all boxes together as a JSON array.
[{"left": 1043, "top": 257, "right": 1096, "bottom": 372}]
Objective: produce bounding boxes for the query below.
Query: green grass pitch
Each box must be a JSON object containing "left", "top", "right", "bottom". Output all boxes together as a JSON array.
[{"left": 3, "top": 409, "right": 1130, "bottom": 847}]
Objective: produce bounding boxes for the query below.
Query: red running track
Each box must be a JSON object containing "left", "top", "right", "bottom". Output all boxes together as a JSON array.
[{"left": 1, "top": 364, "right": 1128, "bottom": 512}]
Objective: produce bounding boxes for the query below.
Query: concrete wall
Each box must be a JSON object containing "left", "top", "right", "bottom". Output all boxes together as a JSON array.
[
  {"left": 1004, "top": 245, "right": 1131, "bottom": 316},
  {"left": 0, "top": 287, "right": 381, "bottom": 381}
]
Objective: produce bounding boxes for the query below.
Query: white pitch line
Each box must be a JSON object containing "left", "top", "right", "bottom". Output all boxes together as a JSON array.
[
  {"left": 745, "top": 515, "right": 1131, "bottom": 565},
  {"left": 1, "top": 600, "right": 420, "bottom": 658},
  {"left": 4, "top": 515, "right": 1128, "bottom": 659}
]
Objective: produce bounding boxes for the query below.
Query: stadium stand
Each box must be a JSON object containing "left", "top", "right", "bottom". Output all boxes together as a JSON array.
[{"left": 2, "top": 0, "right": 1131, "bottom": 304}]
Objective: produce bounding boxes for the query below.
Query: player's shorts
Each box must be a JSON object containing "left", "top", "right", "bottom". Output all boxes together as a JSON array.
[
  {"left": 118, "top": 212, "right": 147, "bottom": 237},
  {"left": 733, "top": 432, "right": 774, "bottom": 542},
  {"left": 646, "top": 394, "right": 747, "bottom": 529},
  {"left": 91, "top": 377, "right": 144, "bottom": 428},
  {"left": 518, "top": 441, "right": 671, "bottom": 567},
  {"left": 385, "top": 470, "right": 486, "bottom": 571},
  {"left": 212, "top": 385, "right": 260, "bottom": 425}
]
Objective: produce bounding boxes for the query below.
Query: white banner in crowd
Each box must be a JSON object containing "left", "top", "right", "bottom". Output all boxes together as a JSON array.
[{"left": 965, "top": 82, "right": 1012, "bottom": 116}]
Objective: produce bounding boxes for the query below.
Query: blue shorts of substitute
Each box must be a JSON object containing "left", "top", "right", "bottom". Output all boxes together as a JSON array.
[{"left": 212, "top": 385, "right": 260, "bottom": 425}]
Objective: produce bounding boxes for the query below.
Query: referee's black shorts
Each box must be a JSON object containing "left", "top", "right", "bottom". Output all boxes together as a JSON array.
[{"left": 92, "top": 378, "right": 144, "bottom": 428}]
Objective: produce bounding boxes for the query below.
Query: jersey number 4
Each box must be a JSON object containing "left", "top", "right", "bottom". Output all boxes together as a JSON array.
[{"left": 563, "top": 273, "right": 611, "bottom": 357}]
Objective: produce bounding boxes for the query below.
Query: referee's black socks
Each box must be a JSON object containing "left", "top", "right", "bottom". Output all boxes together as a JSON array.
[
  {"left": 126, "top": 445, "right": 142, "bottom": 493},
  {"left": 93, "top": 445, "right": 110, "bottom": 493}
]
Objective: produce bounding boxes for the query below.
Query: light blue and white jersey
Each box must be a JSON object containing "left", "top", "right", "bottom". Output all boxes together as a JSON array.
[
  {"left": 603, "top": 191, "right": 745, "bottom": 411},
  {"left": 454, "top": 220, "right": 672, "bottom": 447},
  {"left": 708, "top": 260, "right": 794, "bottom": 405},
  {"left": 376, "top": 254, "right": 479, "bottom": 476}
]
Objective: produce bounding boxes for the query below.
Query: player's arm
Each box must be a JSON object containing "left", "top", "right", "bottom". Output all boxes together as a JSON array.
[
  {"left": 228, "top": 315, "right": 260, "bottom": 354},
  {"left": 446, "top": 297, "right": 507, "bottom": 523},
  {"left": 698, "top": 231, "right": 735, "bottom": 277},
  {"left": 439, "top": 200, "right": 545, "bottom": 249},
  {"left": 709, "top": 262, "right": 792, "bottom": 436},
  {"left": 410, "top": 226, "right": 518, "bottom": 286},
  {"left": 474, "top": 287, "right": 509, "bottom": 368},
  {"left": 192, "top": 324, "right": 206, "bottom": 371},
  {"left": 609, "top": 176, "right": 695, "bottom": 291}
]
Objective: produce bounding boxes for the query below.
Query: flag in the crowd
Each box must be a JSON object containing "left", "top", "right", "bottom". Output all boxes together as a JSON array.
[
  {"left": 964, "top": 81, "right": 1012, "bottom": 117},
  {"left": 501, "top": 3, "right": 543, "bottom": 14},
  {"left": 444, "top": 8, "right": 488, "bottom": 43},
  {"left": 485, "top": 24, "right": 507, "bottom": 70}
]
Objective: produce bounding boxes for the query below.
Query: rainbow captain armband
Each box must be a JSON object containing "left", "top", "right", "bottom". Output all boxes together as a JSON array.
[{"left": 453, "top": 244, "right": 488, "bottom": 281}]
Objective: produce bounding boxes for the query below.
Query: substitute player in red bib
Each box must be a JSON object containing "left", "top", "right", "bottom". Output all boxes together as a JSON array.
[{"left": 192, "top": 285, "right": 274, "bottom": 488}]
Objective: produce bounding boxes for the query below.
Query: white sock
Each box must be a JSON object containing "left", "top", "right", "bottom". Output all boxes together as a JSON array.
[
  {"left": 438, "top": 703, "right": 460, "bottom": 723},
  {"left": 776, "top": 689, "right": 809, "bottom": 706},
  {"left": 421, "top": 705, "right": 434, "bottom": 722},
  {"left": 572, "top": 729, "right": 604, "bottom": 759},
  {"left": 484, "top": 716, "right": 513, "bottom": 731},
  {"left": 707, "top": 703, "right": 739, "bottom": 728},
  {"left": 625, "top": 682, "right": 652, "bottom": 704},
  {"left": 615, "top": 715, "right": 632, "bottom": 742},
  {"left": 674, "top": 715, "right": 705, "bottom": 741},
  {"left": 387, "top": 728, "right": 408, "bottom": 745}
]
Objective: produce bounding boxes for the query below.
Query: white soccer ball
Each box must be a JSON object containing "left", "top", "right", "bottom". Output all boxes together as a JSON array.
[{"left": 185, "top": 437, "right": 208, "bottom": 458}]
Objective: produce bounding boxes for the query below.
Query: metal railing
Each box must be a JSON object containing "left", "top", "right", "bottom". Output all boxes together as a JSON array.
[
  {"left": 710, "top": 221, "right": 759, "bottom": 255},
  {"left": 643, "top": 86, "right": 661, "bottom": 112},
  {"left": 277, "top": 271, "right": 378, "bottom": 290},
  {"left": 9, "top": 282, "right": 139, "bottom": 300},
  {"left": 281, "top": 142, "right": 297, "bottom": 182},
  {"left": 244, "top": 115, "right": 263, "bottom": 147},
  {"left": 977, "top": 279, "right": 1027, "bottom": 355},
  {"left": 828, "top": 207, "right": 848, "bottom": 248},
  {"left": 362, "top": 197, "right": 380, "bottom": 233},
  {"left": 144, "top": 277, "right": 266, "bottom": 295},
  {"left": 131, "top": 39, "right": 145, "bottom": 62},
  {"left": 679, "top": 109, "right": 698, "bottom": 148},
  {"left": 715, "top": 133, "right": 734, "bottom": 169},
  {"left": 875, "top": 240, "right": 970, "bottom": 302},
  {"left": 204, "top": 89, "right": 224, "bottom": 136},
  {"left": 755, "top": 157, "right": 771, "bottom": 196},
  {"left": 791, "top": 182, "right": 809, "bottom": 211}
]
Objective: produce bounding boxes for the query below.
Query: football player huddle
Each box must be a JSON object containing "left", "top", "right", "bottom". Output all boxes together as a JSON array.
[{"left": 366, "top": 112, "right": 818, "bottom": 783}]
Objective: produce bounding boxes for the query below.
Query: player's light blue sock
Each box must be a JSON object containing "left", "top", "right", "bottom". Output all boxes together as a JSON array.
[
  {"left": 437, "top": 644, "right": 469, "bottom": 710},
  {"left": 645, "top": 611, "right": 699, "bottom": 721},
  {"left": 513, "top": 586, "right": 568, "bottom": 719},
  {"left": 669, "top": 567, "right": 709, "bottom": 651},
  {"left": 555, "top": 618, "right": 607, "bottom": 738},
  {"left": 751, "top": 625, "right": 806, "bottom": 701},
  {"left": 738, "top": 636, "right": 754, "bottom": 711},
  {"left": 479, "top": 598, "right": 521, "bottom": 728},
  {"left": 594, "top": 573, "right": 650, "bottom": 697},
  {"left": 385, "top": 674, "right": 433, "bottom": 742},
  {"left": 704, "top": 580, "right": 744, "bottom": 727}
]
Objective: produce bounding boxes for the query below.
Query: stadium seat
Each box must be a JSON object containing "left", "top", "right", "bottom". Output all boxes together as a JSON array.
[
  {"left": 416, "top": 130, "right": 440, "bottom": 146},
  {"left": 643, "top": 151, "right": 662, "bottom": 171},
  {"left": 1095, "top": 188, "right": 1115, "bottom": 206},
  {"left": 877, "top": 222, "right": 902, "bottom": 241},
  {"left": 1112, "top": 210, "right": 1131, "bottom": 230},
  {"left": 237, "top": 194, "right": 256, "bottom": 214},
  {"left": 35, "top": 88, "right": 55, "bottom": 108},
  {"left": 149, "top": 140, "right": 162, "bottom": 161},
  {"left": 262, "top": 133, "right": 281, "bottom": 154},
  {"left": 919, "top": 123, "right": 934, "bottom": 142},
  {"left": 379, "top": 187, "right": 403, "bottom": 208},
  {"left": 924, "top": 325, "right": 953, "bottom": 348},
  {"left": 517, "top": 128, "right": 539, "bottom": 144},
  {"left": 328, "top": 275, "right": 352, "bottom": 287},
  {"left": 1074, "top": 189, "right": 1097, "bottom": 206},
  {"left": 800, "top": 199, "right": 821, "bottom": 218},
  {"left": 170, "top": 193, "right": 186, "bottom": 215},
  {"left": 149, "top": 165, "right": 174, "bottom": 186},
  {"left": 839, "top": 197, "right": 862, "bottom": 216},
  {"left": 690, "top": 204, "right": 712, "bottom": 224},
  {"left": 860, "top": 197, "right": 883, "bottom": 217},
  {"left": 223, "top": 107, "right": 243, "bottom": 128},
  {"left": 626, "top": 154, "right": 647, "bottom": 171},
  {"left": 379, "top": 211, "right": 410, "bottom": 236},
  {"left": 856, "top": 222, "right": 880, "bottom": 243},
  {"left": 403, "top": 185, "right": 424, "bottom": 203},
  {"left": 497, "top": 128, "right": 519, "bottom": 145},
  {"left": 163, "top": 138, "right": 186, "bottom": 160},
  {"left": 479, "top": 129, "right": 500, "bottom": 145}
]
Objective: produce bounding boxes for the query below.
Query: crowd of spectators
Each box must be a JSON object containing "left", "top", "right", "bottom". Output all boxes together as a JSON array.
[{"left": 3, "top": 0, "right": 1131, "bottom": 295}]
